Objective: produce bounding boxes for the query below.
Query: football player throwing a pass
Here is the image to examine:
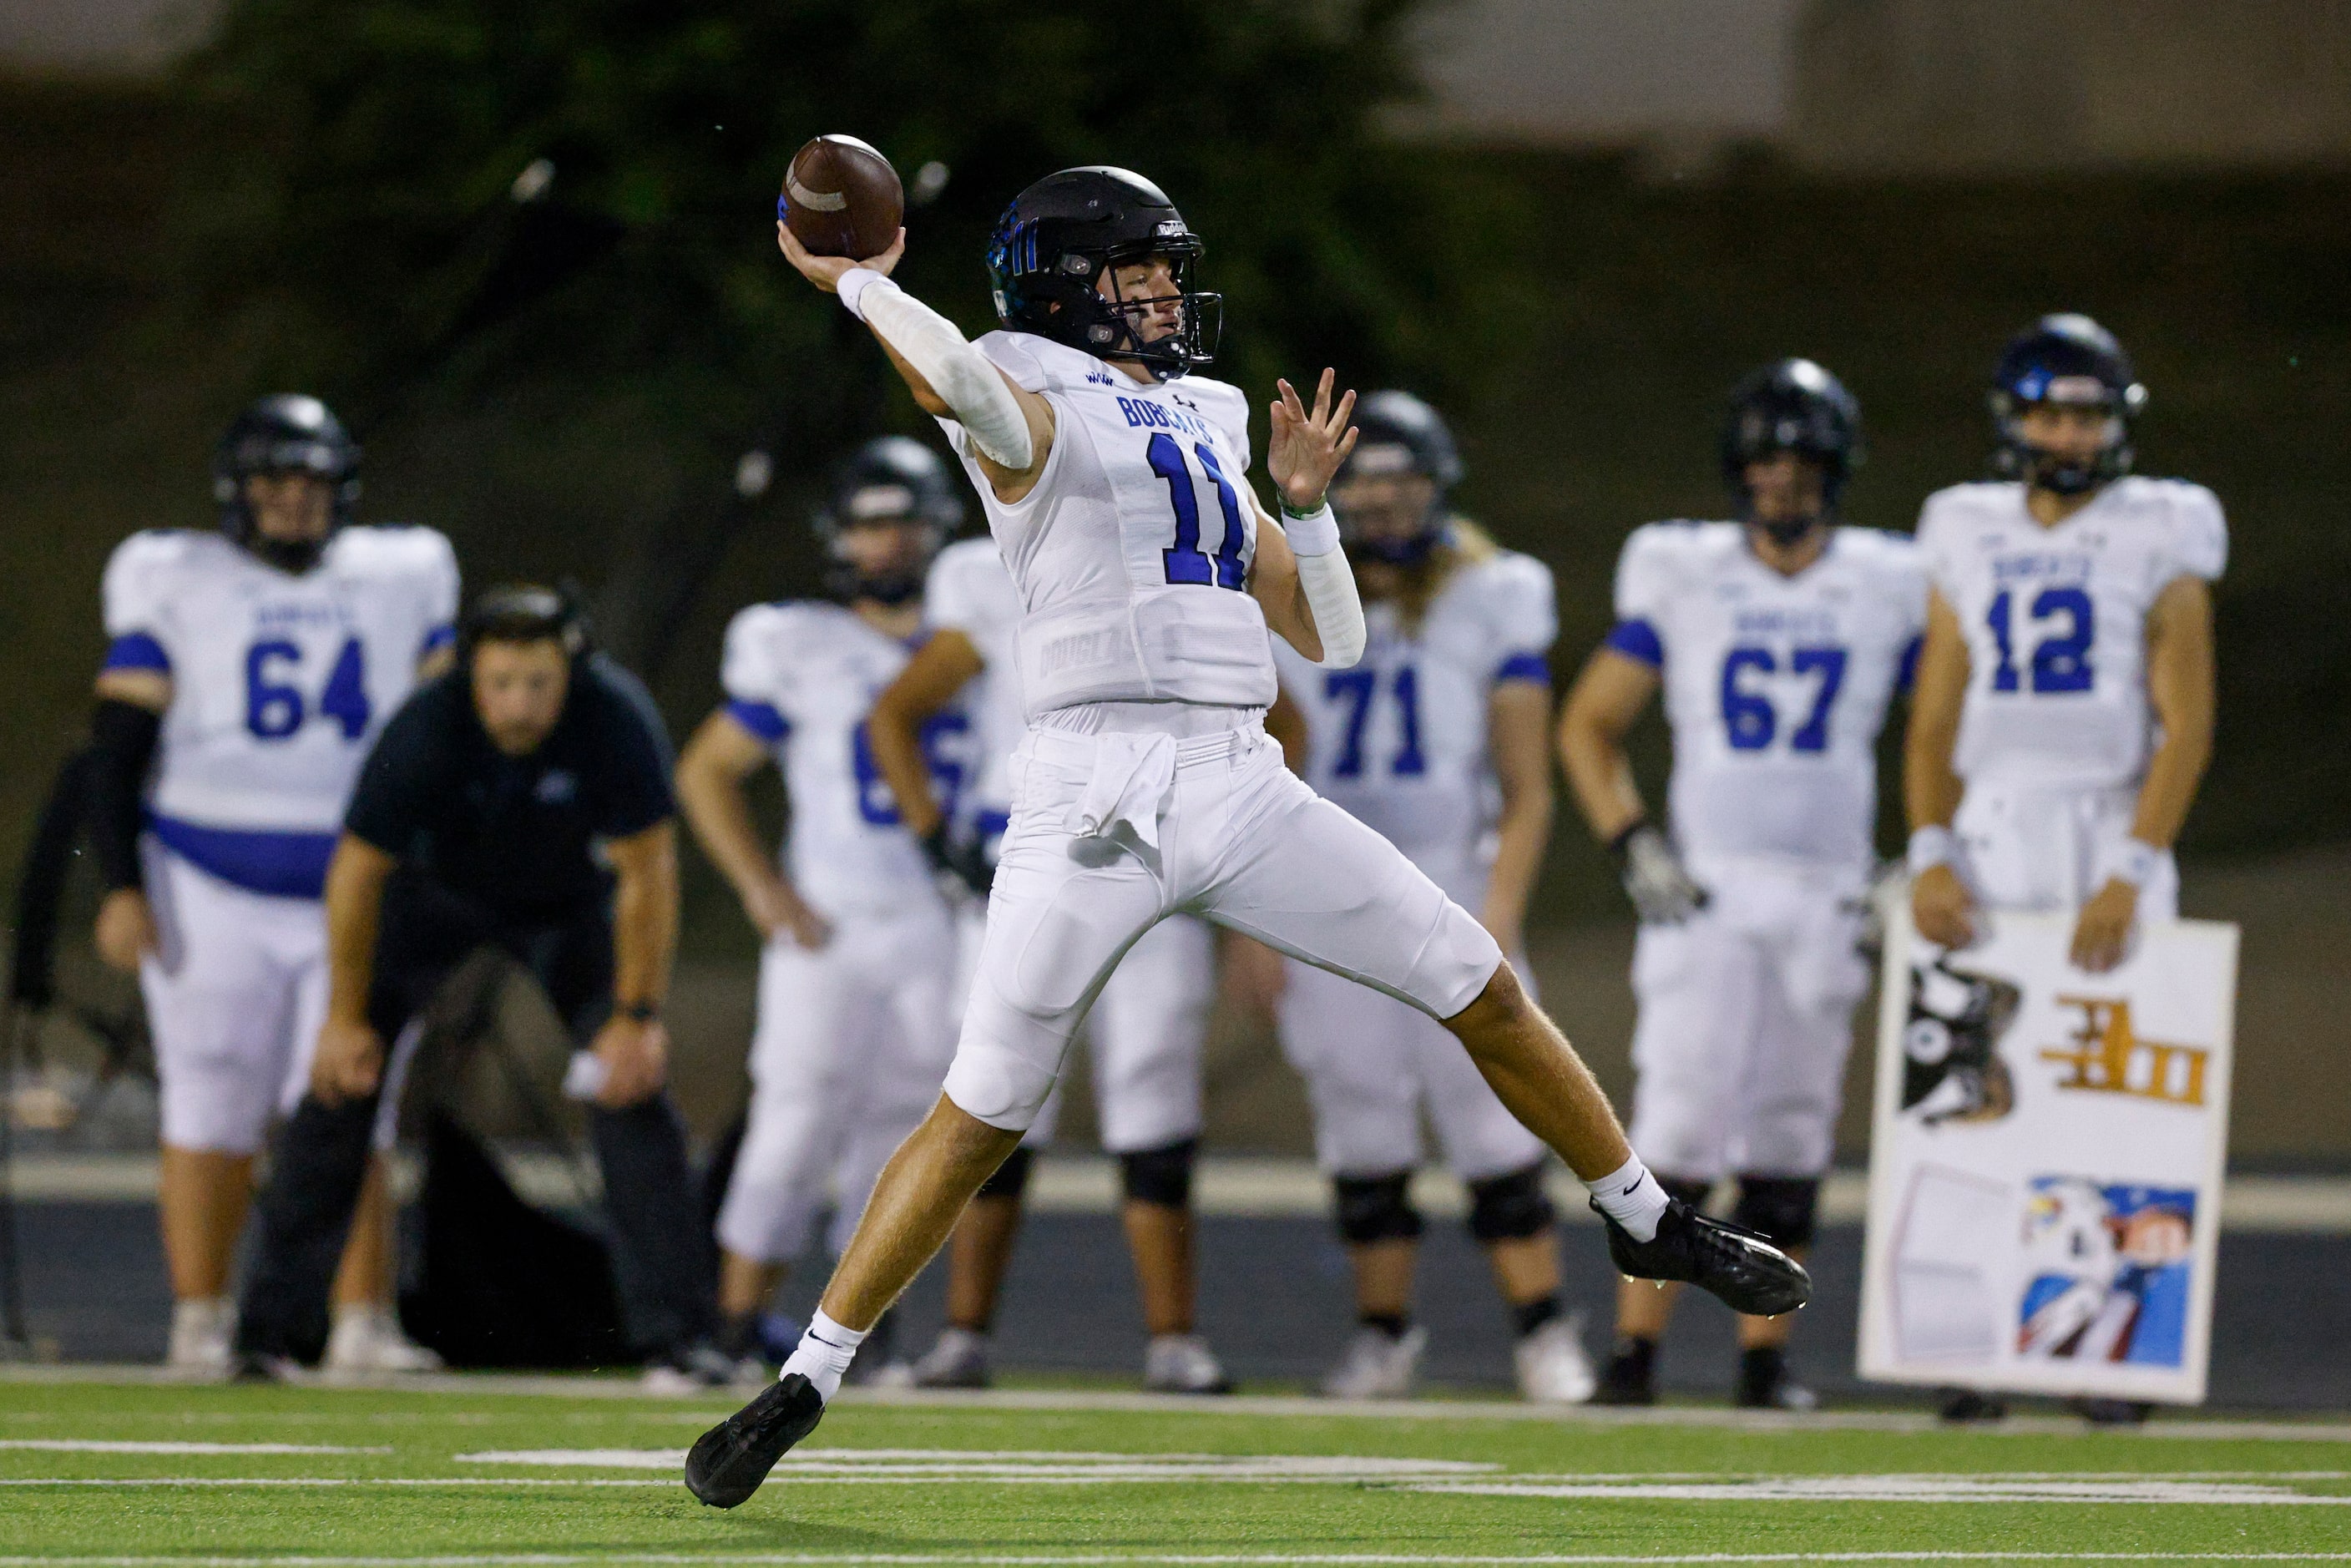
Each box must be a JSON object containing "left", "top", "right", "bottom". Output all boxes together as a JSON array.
[
  {"left": 1560, "top": 362, "right": 1924, "bottom": 1410},
  {"left": 687, "top": 167, "right": 1807, "bottom": 1507},
  {"left": 1904, "top": 316, "right": 2221, "bottom": 1424},
  {"left": 88, "top": 396, "right": 455, "bottom": 1375},
  {"left": 1268, "top": 392, "right": 1593, "bottom": 1404}
]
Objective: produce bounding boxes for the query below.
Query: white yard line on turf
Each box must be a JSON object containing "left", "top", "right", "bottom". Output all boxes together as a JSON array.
[
  {"left": 0, "top": 1439, "right": 392, "bottom": 1454},
  {"left": 5, "top": 1364, "right": 2348, "bottom": 1443},
  {"left": 11, "top": 1553, "right": 2351, "bottom": 1565}
]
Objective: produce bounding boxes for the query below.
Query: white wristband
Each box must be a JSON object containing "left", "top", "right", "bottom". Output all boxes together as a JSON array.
[
  {"left": 836, "top": 267, "right": 894, "bottom": 322},
  {"left": 2099, "top": 836, "right": 2162, "bottom": 889},
  {"left": 1906, "top": 826, "right": 1957, "bottom": 876},
  {"left": 1280, "top": 501, "right": 1341, "bottom": 557}
]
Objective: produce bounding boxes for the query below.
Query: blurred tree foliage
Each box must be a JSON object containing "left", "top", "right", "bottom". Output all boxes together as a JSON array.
[{"left": 172, "top": 0, "right": 1524, "bottom": 669}]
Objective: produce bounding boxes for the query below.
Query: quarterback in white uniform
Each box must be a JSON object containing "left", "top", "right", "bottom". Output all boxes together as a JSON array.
[
  {"left": 688, "top": 166, "right": 1807, "bottom": 1508},
  {"left": 866, "top": 530, "right": 1234, "bottom": 1394},
  {"left": 86, "top": 395, "right": 457, "bottom": 1373},
  {"left": 1267, "top": 392, "right": 1593, "bottom": 1404},
  {"left": 1904, "top": 316, "right": 2221, "bottom": 1425},
  {"left": 1560, "top": 362, "right": 1924, "bottom": 1409},
  {"left": 675, "top": 438, "right": 973, "bottom": 1374}
]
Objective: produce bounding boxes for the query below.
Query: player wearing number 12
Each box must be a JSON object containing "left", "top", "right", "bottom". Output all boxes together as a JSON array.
[
  {"left": 686, "top": 164, "right": 1809, "bottom": 1509},
  {"left": 1560, "top": 361, "right": 1924, "bottom": 1410},
  {"left": 85, "top": 395, "right": 457, "bottom": 1375}
]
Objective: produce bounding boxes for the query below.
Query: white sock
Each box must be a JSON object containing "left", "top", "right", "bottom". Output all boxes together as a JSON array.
[
  {"left": 1585, "top": 1154, "right": 1671, "bottom": 1243},
  {"left": 781, "top": 1309, "right": 867, "bottom": 1403}
]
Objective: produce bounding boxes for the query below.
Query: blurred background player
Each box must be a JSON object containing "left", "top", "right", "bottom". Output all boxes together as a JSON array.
[
  {"left": 85, "top": 394, "right": 456, "bottom": 1374},
  {"left": 675, "top": 438, "right": 968, "bottom": 1382},
  {"left": 1559, "top": 361, "right": 1924, "bottom": 1409},
  {"left": 233, "top": 586, "right": 720, "bottom": 1387},
  {"left": 863, "top": 491, "right": 1234, "bottom": 1395},
  {"left": 1904, "top": 314, "right": 2222, "bottom": 1424},
  {"left": 1261, "top": 392, "right": 1592, "bottom": 1404}
]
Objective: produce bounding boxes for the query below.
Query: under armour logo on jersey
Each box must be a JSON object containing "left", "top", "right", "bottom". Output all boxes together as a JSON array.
[{"left": 535, "top": 770, "right": 579, "bottom": 804}]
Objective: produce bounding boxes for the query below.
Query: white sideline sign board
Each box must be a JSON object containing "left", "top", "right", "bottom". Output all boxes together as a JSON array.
[{"left": 1857, "top": 909, "right": 2238, "bottom": 1404}]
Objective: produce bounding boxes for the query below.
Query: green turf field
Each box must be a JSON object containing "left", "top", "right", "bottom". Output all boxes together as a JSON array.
[{"left": 3, "top": 1373, "right": 2349, "bottom": 1564}]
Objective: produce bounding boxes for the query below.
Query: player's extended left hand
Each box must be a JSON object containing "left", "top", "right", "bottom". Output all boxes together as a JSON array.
[
  {"left": 590, "top": 1015, "right": 670, "bottom": 1109},
  {"left": 777, "top": 221, "right": 905, "bottom": 294},
  {"left": 2070, "top": 877, "right": 2139, "bottom": 974},
  {"left": 1268, "top": 368, "right": 1359, "bottom": 514}
]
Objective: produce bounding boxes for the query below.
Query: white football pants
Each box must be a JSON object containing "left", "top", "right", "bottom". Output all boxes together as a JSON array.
[
  {"left": 1952, "top": 780, "right": 2179, "bottom": 919},
  {"left": 716, "top": 903, "right": 958, "bottom": 1264},
  {"left": 953, "top": 903, "right": 1215, "bottom": 1153},
  {"left": 944, "top": 722, "right": 1502, "bottom": 1134},
  {"left": 1625, "top": 861, "right": 1870, "bottom": 1181},
  {"left": 139, "top": 842, "right": 329, "bottom": 1155}
]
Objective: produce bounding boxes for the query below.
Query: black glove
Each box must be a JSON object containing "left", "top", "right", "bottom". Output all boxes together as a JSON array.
[
  {"left": 922, "top": 822, "right": 994, "bottom": 900},
  {"left": 1609, "top": 822, "right": 1708, "bottom": 925}
]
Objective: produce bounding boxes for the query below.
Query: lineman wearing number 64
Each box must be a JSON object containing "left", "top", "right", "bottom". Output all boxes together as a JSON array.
[{"left": 685, "top": 165, "right": 1813, "bottom": 1508}]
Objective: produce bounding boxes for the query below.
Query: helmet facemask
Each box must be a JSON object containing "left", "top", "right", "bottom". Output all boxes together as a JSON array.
[
  {"left": 1990, "top": 376, "right": 2141, "bottom": 498},
  {"left": 1074, "top": 242, "right": 1221, "bottom": 382},
  {"left": 820, "top": 484, "right": 944, "bottom": 606},
  {"left": 1333, "top": 443, "right": 1448, "bottom": 567}
]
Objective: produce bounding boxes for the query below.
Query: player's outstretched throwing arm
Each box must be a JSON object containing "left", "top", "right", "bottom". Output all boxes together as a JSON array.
[{"left": 776, "top": 221, "right": 1365, "bottom": 669}]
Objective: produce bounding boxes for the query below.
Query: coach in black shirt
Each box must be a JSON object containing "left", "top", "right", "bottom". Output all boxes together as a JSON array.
[{"left": 235, "top": 587, "right": 720, "bottom": 1380}]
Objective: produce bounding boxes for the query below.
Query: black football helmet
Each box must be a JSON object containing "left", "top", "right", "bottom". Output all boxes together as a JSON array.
[
  {"left": 812, "top": 436, "right": 963, "bottom": 605},
  {"left": 1332, "top": 390, "right": 1464, "bottom": 566},
  {"left": 1989, "top": 313, "right": 2146, "bottom": 497},
  {"left": 1720, "top": 359, "right": 1862, "bottom": 544},
  {"left": 985, "top": 167, "right": 1220, "bottom": 382},
  {"left": 211, "top": 394, "right": 361, "bottom": 572}
]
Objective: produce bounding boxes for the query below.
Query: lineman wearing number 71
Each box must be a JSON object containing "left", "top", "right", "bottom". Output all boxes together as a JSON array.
[{"left": 686, "top": 165, "right": 1812, "bottom": 1508}]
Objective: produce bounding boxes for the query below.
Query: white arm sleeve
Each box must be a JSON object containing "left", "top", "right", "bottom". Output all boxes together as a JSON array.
[
  {"left": 1286, "top": 508, "right": 1366, "bottom": 669},
  {"left": 842, "top": 272, "right": 1034, "bottom": 470}
]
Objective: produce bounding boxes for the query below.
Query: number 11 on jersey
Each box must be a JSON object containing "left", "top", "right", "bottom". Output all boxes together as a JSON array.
[{"left": 1148, "top": 434, "right": 1247, "bottom": 591}]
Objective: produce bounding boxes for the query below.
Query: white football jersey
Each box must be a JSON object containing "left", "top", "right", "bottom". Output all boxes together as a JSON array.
[
  {"left": 923, "top": 536, "right": 1023, "bottom": 843},
  {"left": 721, "top": 599, "right": 971, "bottom": 919},
  {"left": 1274, "top": 548, "right": 1556, "bottom": 898},
  {"left": 102, "top": 527, "right": 459, "bottom": 844},
  {"left": 1919, "top": 477, "right": 2226, "bottom": 791},
  {"left": 1613, "top": 523, "right": 1926, "bottom": 874},
  {"left": 938, "top": 332, "right": 1276, "bottom": 719}
]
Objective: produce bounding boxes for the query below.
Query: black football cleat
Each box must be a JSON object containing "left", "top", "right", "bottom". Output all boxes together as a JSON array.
[
  {"left": 684, "top": 1373, "right": 826, "bottom": 1509},
  {"left": 1595, "top": 1197, "right": 1812, "bottom": 1318}
]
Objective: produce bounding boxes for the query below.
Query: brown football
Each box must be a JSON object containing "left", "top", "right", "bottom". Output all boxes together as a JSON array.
[{"left": 781, "top": 134, "right": 903, "bottom": 260}]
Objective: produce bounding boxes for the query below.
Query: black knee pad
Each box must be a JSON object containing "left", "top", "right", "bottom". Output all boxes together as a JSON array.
[
  {"left": 1659, "top": 1176, "right": 1714, "bottom": 1209},
  {"left": 1466, "top": 1162, "right": 1555, "bottom": 1243},
  {"left": 978, "top": 1145, "right": 1035, "bottom": 1201},
  {"left": 1732, "top": 1175, "right": 1819, "bottom": 1250},
  {"left": 1332, "top": 1171, "right": 1422, "bottom": 1244},
  {"left": 1119, "top": 1138, "right": 1196, "bottom": 1208}
]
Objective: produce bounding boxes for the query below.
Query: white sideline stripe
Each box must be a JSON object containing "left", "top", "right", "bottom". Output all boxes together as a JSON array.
[
  {"left": 0, "top": 1439, "right": 390, "bottom": 1454},
  {"left": 13, "top": 1154, "right": 2351, "bottom": 1231},
  {"left": 1413, "top": 1477, "right": 2351, "bottom": 1505},
  {"left": 10, "top": 1554, "right": 2351, "bottom": 1565},
  {"left": 7, "top": 1366, "right": 2351, "bottom": 1443},
  {"left": 453, "top": 1448, "right": 1494, "bottom": 1478}
]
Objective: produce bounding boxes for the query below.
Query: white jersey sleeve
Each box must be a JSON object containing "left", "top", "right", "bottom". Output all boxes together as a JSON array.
[
  {"left": 2159, "top": 481, "right": 2228, "bottom": 584},
  {"left": 1481, "top": 549, "right": 1558, "bottom": 680},
  {"left": 1607, "top": 522, "right": 1706, "bottom": 666},
  {"left": 720, "top": 603, "right": 798, "bottom": 741}
]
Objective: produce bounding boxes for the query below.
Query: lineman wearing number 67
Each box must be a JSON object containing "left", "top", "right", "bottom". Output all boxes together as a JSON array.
[{"left": 686, "top": 164, "right": 1812, "bottom": 1508}]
